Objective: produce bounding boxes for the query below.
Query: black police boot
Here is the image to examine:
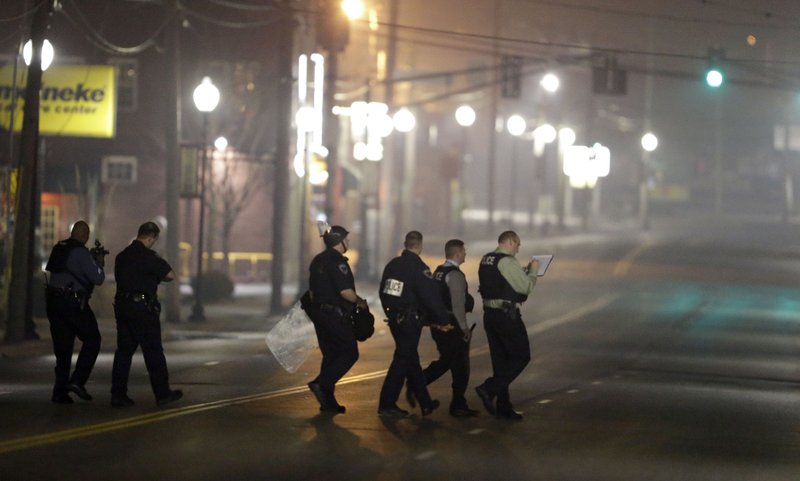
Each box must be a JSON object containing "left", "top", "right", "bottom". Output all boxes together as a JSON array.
[
  {"left": 450, "top": 404, "right": 480, "bottom": 418},
  {"left": 111, "top": 395, "right": 135, "bottom": 408},
  {"left": 67, "top": 383, "right": 93, "bottom": 401},
  {"left": 378, "top": 405, "right": 410, "bottom": 418},
  {"left": 51, "top": 393, "right": 74, "bottom": 404},
  {"left": 496, "top": 408, "right": 524, "bottom": 420},
  {"left": 421, "top": 399, "right": 440, "bottom": 416},
  {"left": 475, "top": 385, "right": 497, "bottom": 416},
  {"left": 156, "top": 389, "right": 183, "bottom": 406}
]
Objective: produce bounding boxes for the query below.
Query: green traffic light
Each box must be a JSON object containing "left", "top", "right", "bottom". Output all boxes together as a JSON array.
[{"left": 706, "top": 69, "right": 724, "bottom": 88}]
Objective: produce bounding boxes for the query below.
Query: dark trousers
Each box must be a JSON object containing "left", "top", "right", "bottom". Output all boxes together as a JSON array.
[
  {"left": 46, "top": 294, "right": 101, "bottom": 396},
  {"left": 481, "top": 308, "right": 530, "bottom": 412},
  {"left": 111, "top": 300, "right": 171, "bottom": 400},
  {"left": 311, "top": 309, "right": 359, "bottom": 394},
  {"left": 422, "top": 326, "right": 470, "bottom": 409},
  {"left": 379, "top": 316, "right": 433, "bottom": 409}
]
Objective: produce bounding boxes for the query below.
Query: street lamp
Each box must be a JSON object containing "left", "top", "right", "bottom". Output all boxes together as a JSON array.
[
  {"left": 640, "top": 132, "right": 658, "bottom": 229},
  {"left": 189, "top": 76, "right": 220, "bottom": 322},
  {"left": 507, "top": 114, "right": 526, "bottom": 225},
  {"left": 455, "top": 105, "right": 476, "bottom": 234},
  {"left": 540, "top": 73, "right": 560, "bottom": 94},
  {"left": 23, "top": 39, "right": 54, "bottom": 71}
]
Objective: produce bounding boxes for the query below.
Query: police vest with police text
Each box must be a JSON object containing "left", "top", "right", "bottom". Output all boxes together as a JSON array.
[{"left": 478, "top": 251, "right": 528, "bottom": 303}]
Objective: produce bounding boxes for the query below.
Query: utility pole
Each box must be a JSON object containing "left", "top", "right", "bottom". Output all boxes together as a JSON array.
[
  {"left": 486, "top": 0, "right": 501, "bottom": 235},
  {"left": 163, "top": 0, "right": 182, "bottom": 323},
  {"left": 269, "top": 4, "right": 294, "bottom": 314},
  {"left": 6, "top": 0, "right": 55, "bottom": 342}
]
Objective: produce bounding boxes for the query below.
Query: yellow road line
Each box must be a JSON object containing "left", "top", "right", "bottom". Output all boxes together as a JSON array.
[
  {"left": 0, "top": 294, "right": 617, "bottom": 455},
  {"left": 0, "top": 371, "right": 388, "bottom": 455},
  {"left": 613, "top": 242, "right": 650, "bottom": 277}
]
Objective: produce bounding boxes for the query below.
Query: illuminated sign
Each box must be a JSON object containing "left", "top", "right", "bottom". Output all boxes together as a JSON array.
[{"left": 0, "top": 65, "right": 116, "bottom": 138}]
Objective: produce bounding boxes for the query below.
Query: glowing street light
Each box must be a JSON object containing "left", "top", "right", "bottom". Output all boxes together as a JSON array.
[
  {"left": 393, "top": 108, "right": 416, "bottom": 133},
  {"left": 540, "top": 72, "right": 560, "bottom": 93},
  {"left": 641, "top": 132, "right": 658, "bottom": 152},
  {"left": 455, "top": 105, "right": 476, "bottom": 127},
  {"left": 341, "top": 0, "right": 365, "bottom": 20},
  {"left": 189, "top": 76, "right": 220, "bottom": 322},
  {"left": 23, "top": 39, "right": 54, "bottom": 71},
  {"left": 507, "top": 114, "right": 527, "bottom": 137}
]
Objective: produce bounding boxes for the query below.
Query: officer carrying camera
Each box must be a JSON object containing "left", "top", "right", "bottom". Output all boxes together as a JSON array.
[{"left": 44, "top": 220, "right": 106, "bottom": 404}]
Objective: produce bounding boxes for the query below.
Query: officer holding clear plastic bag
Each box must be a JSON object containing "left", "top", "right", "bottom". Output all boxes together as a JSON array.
[{"left": 306, "top": 224, "right": 366, "bottom": 414}]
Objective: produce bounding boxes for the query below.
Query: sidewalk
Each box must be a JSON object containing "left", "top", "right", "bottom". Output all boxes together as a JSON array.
[{"left": 0, "top": 283, "right": 286, "bottom": 360}]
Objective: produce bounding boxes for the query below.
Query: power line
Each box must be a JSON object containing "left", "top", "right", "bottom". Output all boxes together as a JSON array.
[
  {"left": 515, "top": 0, "right": 800, "bottom": 31},
  {"left": 0, "top": 0, "right": 44, "bottom": 24},
  {"left": 59, "top": 2, "right": 172, "bottom": 55}
]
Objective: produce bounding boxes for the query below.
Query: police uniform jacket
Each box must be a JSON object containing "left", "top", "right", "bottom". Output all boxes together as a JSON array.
[
  {"left": 308, "top": 247, "right": 355, "bottom": 309},
  {"left": 46, "top": 238, "right": 104, "bottom": 293},
  {"left": 433, "top": 261, "right": 473, "bottom": 332},
  {"left": 115, "top": 240, "right": 173, "bottom": 298},
  {"left": 478, "top": 248, "right": 536, "bottom": 307},
  {"left": 379, "top": 250, "right": 450, "bottom": 326}
]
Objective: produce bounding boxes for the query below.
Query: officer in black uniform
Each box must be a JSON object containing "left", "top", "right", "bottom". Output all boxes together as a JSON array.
[
  {"left": 476, "top": 230, "right": 538, "bottom": 420},
  {"left": 44, "top": 220, "right": 106, "bottom": 404},
  {"left": 110, "top": 222, "right": 182, "bottom": 407},
  {"left": 306, "top": 225, "right": 366, "bottom": 414},
  {"left": 377, "top": 231, "right": 452, "bottom": 417},
  {"left": 412, "top": 239, "right": 479, "bottom": 417}
]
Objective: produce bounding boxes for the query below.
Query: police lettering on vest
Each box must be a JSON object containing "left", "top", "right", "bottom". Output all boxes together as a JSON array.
[{"left": 478, "top": 252, "right": 528, "bottom": 303}]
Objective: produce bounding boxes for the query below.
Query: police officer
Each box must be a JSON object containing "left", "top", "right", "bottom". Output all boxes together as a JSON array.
[
  {"left": 411, "top": 239, "right": 479, "bottom": 417},
  {"left": 378, "top": 231, "right": 452, "bottom": 417},
  {"left": 44, "top": 221, "right": 106, "bottom": 404},
  {"left": 110, "top": 222, "right": 182, "bottom": 407},
  {"left": 307, "top": 225, "right": 366, "bottom": 414},
  {"left": 475, "top": 230, "right": 539, "bottom": 420}
]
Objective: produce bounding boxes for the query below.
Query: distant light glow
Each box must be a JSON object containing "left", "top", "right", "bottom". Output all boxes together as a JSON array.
[
  {"left": 641, "top": 133, "right": 658, "bottom": 152},
  {"left": 534, "top": 124, "right": 557, "bottom": 144},
  {"left": 393, "top": 108, "right": 416, "bottom": 133},
  {"left": 455, "top": 105, "right": 476, "bottom": 127},
  {"left": 558, "top": 127, "right": 576, "bottom": 147},
  {"left": 23, "top": 39, "right": 54, "bottom": 71},
  {"left": 507, "top": 114, "right": 526, "bottom": 136},
  {"left": 341, "top": 0, "right": 365, "bottom": 20},
  {"left": 214, "top": 136, "right": 228, "bottom": 151},
  {"left": 706, "top": 69, "right": 723, "bottom": 88},
  {"left": 540, "top": 73, "right": 560, "bottom": 93},
  {"left": 193, "top": 77, "right": 220, "bottom": 113}
]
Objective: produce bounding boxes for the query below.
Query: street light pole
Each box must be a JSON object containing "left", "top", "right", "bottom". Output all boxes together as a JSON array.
[
  {"left": 6, "top": 0, "right": 55, "bottom": 342},
  {"left": 189, "top": 77, "right": 220, "bottom": 322}
]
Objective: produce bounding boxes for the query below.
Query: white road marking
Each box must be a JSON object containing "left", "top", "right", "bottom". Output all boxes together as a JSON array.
[
  {"left": 567, "top": 389, "right": 579, "bottom": 394},
  {"left": 538, "top": 399, "right": 551, "bottom": 404},
  {"left": 468, "top": 429, "right": 484, "bottom": 435},
  {"left": 204, "top": 361, "right": 220, "bottom": 366},
  {"left": 416, "top": 451, "right": 437, "bottom": 460}
]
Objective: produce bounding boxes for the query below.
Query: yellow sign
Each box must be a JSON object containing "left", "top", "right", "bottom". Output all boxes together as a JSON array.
[{"left": 0, "top": 65, "right": 116, "bottom": 138}]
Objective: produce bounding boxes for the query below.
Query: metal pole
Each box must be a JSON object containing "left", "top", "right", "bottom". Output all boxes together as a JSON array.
[
  {"left": 164, "top": 0, "right": 182, "bottom": 323},
  {"left": 189, "top": 115, "right": 208, "bottom": 322},
  {"left": 6, "top": 0, "right": 54, "bottom": 342},
  {"left": 269, "top": 5, "right": 293, "bottom": 314}
]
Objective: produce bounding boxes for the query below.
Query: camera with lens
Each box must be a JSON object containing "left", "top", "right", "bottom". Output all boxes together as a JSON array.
[{"left": 90, "top": 239, "right": 110, "bottom": 267}]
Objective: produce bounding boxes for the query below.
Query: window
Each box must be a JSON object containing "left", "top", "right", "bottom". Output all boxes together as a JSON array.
[
  {"left": 40, "top": 205, "right": 59, "bottom": 254},
  {"left": 102, "top": 156, "right": 137, "bottom": 184}
]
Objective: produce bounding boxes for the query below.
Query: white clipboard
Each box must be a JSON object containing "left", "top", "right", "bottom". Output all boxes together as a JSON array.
[{"left": 530, "top": 255, "right": 554, "bottom": 277}]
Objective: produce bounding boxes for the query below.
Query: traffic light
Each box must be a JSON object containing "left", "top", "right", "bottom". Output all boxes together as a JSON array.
[{"left": 705, "top": 48, "right": 726, "bottom": 88}]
